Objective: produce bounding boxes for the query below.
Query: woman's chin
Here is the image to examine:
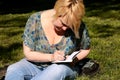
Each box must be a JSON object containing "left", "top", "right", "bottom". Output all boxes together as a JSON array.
[{"left": 55, "top": 29, "right": 65, "bottom": 35}]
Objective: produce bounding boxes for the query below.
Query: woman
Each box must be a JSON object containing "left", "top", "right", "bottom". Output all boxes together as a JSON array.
[{"left": 5, "top": 0, "right": 90, "bottom": 80}]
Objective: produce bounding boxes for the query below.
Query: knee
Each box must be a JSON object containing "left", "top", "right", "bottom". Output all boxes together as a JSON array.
[
  {"left": 51, "top": 64, "right": 70, "bottom": 76},
  {"left": 7, "top": 63, "right": 19, "bottom": 72},
  {"left": 5, "top": 64, "right": 24, "bottom": 80},
  {"left": 56, "top": 65, "right": 68, "bottom": 73},
  {"left": 6, "top": 62, "right": 24, "bottom": 76},
  {"left": 7, "top": 59, "right": 26, "bottom": 72},
  {"left": 32, "top": 64, "right": 75, "bottom": 80},
  {"left": 5, "top": 63, "right": 25, "bottom": 79}
]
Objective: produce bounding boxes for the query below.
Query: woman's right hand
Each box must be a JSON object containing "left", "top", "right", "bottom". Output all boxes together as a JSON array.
[{"left": 52, "top": 51, "right": 65, "bottom": 61}]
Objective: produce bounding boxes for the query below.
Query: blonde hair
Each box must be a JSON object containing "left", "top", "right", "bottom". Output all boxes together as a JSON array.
[{"left": 54, "top": 0, "right": 85, "bottom": 38}]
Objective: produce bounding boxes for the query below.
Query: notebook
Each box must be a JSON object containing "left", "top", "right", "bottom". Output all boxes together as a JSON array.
[{"left": 52, "top": 51, "right": 80, "bottom": 63}]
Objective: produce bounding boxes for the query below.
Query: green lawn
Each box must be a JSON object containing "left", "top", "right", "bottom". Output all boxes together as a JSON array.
[
  {"left": 0, "top": 13, "right": 33, "bottom": 66},
  {"left": 0, "top": 2, "right": 120, "bottom": 80}
]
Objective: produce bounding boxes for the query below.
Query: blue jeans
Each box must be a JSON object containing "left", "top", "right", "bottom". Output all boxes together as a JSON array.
[{"left": 5, "top": 59, "right": 77, "bottom": 80}]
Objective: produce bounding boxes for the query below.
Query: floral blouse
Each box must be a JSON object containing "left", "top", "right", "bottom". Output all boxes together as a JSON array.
[{"left": 22, "top": 12, "right": 90, "bottom": 55}]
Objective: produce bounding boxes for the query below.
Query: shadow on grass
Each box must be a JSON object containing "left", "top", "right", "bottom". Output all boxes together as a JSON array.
[
  {"left": 6, "top": 31, "right": 23, "bottom": 37},
  {"left": 0, "top": 43, "right": 22, "bottom": 62},
  {"left": 0, "top": 12, "right": 31, "bottom": 28},
  {"left": 93, "top": 25, "right": 113, "bottom": 38},
  {"left": 0, "top": 17, "right": 28, "bottom": 28},
  {"left": 83, "top": 0, "right": 120, "bottom": 38},
  {"left": 89, "top": 22, "right": 120, "bottom": 38},
  {"left": 85, "top": 0, "right": 120, "bottom": 19},
  {"left": 0, "top": 0, "right": 56, "bottom": 14},
  {"left": 0, "top": 26, "right": 24, "bottom": 38},
  {"left": 0, "top": 0, "right": 119, "bottom": 15}
]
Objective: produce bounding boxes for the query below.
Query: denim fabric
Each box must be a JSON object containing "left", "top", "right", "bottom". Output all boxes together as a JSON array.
[{"left": 5, "top": 59, "right": 77, "bottom": 80}]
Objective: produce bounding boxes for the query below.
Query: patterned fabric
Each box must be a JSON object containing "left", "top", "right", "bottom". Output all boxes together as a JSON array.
[{"left": 22, "top": 11, "right": 90, "bottom": 55}]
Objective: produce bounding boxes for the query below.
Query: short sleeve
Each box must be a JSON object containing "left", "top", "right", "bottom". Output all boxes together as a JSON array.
[
  {"left": 22, "top": 14, "right": 37, "bottom": 50},
  {"left": 79, "top": 23, "right": 91, "bottom": 50}
]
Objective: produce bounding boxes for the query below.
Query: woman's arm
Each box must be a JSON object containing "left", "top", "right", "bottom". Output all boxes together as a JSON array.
[
  {"left": 23, "top": 43, "right": 65, "bottom": 62},
  {"left": 23, "top": 43, "right": 53, "bottom": 62},
  {"left": 70, "top": 49, "right": 90, "bottom": 66},
  {"left": 75, "top": 22, "right": 91, "bottom": 61},
  {"left": 76, "top": 49, "right": 90, "bottom": 60}
]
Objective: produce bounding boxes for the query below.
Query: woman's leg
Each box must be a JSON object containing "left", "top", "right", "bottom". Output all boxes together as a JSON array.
[
  {"left": 5, "top": 59, "right": 42, "bottom": 80},
  {"left": 31, "top": 64, "right": 77, "bottom": 80}
]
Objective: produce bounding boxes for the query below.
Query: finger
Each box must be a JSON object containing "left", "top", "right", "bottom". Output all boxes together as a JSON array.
[
  {"left": 57, "top": 55, "right": 65, "bottom": 61},
  {"left": 58, "top": 51, "right": 65, "bottom": 56}
]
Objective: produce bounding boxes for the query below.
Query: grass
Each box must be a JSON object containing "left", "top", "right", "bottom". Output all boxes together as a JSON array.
[
  {"left": 0, "top": 13, "right": 32, "bottom": 67},
  {"left": 0, "top": 2, "right": 120, "bottom": 80}
]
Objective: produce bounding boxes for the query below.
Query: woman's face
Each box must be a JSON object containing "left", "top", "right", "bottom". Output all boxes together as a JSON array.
[{"left": 53, "top": 17, "right": 69, "bottom": 32}]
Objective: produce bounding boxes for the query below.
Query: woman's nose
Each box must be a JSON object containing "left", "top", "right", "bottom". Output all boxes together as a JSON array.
[{"left": 62, "top": 26, "right": 67, "bottom": 30}]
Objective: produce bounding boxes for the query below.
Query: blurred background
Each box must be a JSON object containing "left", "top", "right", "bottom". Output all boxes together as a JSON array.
[
  {"left": 0, "top": 0, "right": 119, "bottom": 14},
  {"left": 0, "top": 0, "right": 120, "bottom": 80},
  {"left": 0, "top": 0, "right": 56, "bottom": 14}
]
